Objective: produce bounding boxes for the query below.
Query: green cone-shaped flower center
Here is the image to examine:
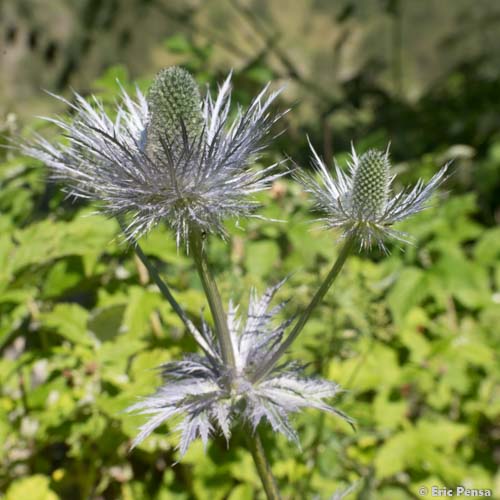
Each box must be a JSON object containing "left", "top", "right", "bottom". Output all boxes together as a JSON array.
[
  {"left": 145, "top": 66, "right": 203, "bottom": 158},
  {"left": 351, "top": 149, "right": 390, "bottom": 218}
]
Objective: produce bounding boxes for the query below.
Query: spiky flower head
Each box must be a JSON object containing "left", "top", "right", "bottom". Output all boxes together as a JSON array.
[
  {"left": 22, "top": 66, "right": 285, "bottom": 247},
  {"left": 295, "top": 141, "right": 449, "bottom": 251},
  {"left": 126, "top": 282, "right": 352, "bottom": 457}
]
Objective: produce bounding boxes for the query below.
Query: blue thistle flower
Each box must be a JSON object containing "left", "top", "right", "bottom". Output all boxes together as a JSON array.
[
  {"left": 295, "top": 140, "right": 449, "bottom": 251},
  {"left": 22, "top": 67, "right": 285, "bottom": 247},
  {"left": 126, "top": 282, "right": 352, "bottom": 457}
]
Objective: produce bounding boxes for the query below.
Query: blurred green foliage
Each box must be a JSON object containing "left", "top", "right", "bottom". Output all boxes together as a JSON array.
[{"left": 1, "top": 33, "right": 500, "bottom": 500}]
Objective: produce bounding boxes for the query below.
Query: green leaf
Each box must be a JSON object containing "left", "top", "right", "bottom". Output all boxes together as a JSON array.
[
  {"left": 399, "top": 307, "right": 431, "bottom": 362},
  {"left": 375, "top": 430, "right": 413, "bottom": 478},
  {"left": 375, "top": 419, "right": 468, "bottom": 479},
  {"left": 474, "top": 227, "right": 500, "bottom": 264},
  {"left": 40, "top": 303, "right": 94, "bottom": 345},
  {"left": 387, "top": 267, "right": 427, "bottom": 323},
  {"left": 10, "top": 214, "right": 117, "bottom": 276},
  {"left": 430, "top": 254, "right": 491, "bottom": 309},
  {"left": 328, "top": 342, "right": 401, "bottom": 392},
  {"left": 129, "top": 348, "right": 172, "bottom": 386},
  {"left": 88, "top": 303, "right": 126, "bottom": 341},
  {"left": 97, "top": 336, "right": 145, "bottom": 385},
  {"left": 6, "top": 475, "right": 59, "bottom": 500},
  {"left": 123, "top": 286, "right": 163, "bottom": 337},
  {"left": 226, "top": 484, "right": 254, "bottom": 500},
  {"left": 373, "top": 389, "right": 408, "bottom": 430},
  {"left": 138, "top": 227, "right": 189, "bottom": 266},
  {"left": 42, "top": 257, "right": 84, "bottom": 298},
  {"left": 0, "top": 301, "right": 30, "bottom": 349}
]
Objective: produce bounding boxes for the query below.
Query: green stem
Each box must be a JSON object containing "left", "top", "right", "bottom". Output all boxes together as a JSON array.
[
  {"left": 188, "top": 231, "right": 279, "bottom": 497},
  {"left": 118, "top": 219, "right": 199, "bottom": 338},
  {"left": 252, "top": 232, "right": 356, "bottom": 382},
  {"left": 245, "top": 429, "right": 282, "bottom": 500},
  {"left": 189, "top": 231, "right": 236, "bottom": 368}
]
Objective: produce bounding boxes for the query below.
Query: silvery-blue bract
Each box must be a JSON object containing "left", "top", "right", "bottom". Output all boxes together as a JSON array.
[
  {"left": 126, "top": 282, "right": 352, "bottom": 457},
  {"left": 295, "top": 140, "right": 449, "bottom": 251},
  {"left": 23, "top": 67, "right": 285, "bottom": 247}
]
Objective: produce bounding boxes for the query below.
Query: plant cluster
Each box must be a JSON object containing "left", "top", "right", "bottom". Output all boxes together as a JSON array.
[{"left": 14, "top": 66, "right": 452, "bottom": 499}]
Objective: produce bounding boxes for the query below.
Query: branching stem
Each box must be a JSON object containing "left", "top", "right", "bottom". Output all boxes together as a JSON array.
[{"left": 252, "top": 232, "right": 356, "bottom": 382}]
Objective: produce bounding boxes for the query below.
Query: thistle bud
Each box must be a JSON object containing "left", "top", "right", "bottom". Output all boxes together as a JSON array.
[
  {"left": 296, "top": 142, "right": 448, "bottom": 251},
  {"left": 146, "top": 66, "right": 203, "bottom": 157},
  {"left": 351, "top": 149, "right": 390, "bottom": 218}
]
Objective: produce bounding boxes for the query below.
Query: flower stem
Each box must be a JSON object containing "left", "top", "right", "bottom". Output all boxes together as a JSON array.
[
  {"left": 118, "top": 218, "right": 198, "bottom": 336},
  {"left": 252, "top": 232, "right": 356, "bottom": 382},
  {"left": 189, "top": 231, "right": 236, "bottom": 368},
  {"left": 245, "top": 429, "right": 282, "bottom": 500},
  {"left": 189, "top": 233, "right": 278, "bottom": 498}
]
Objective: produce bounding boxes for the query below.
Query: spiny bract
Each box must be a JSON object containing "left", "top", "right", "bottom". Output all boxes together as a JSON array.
[
  {"left": 126, "top": 282, "right": 353, "bottom": 457},
  {"left": 295, "top": 140, "right": 449, "bottom": 251},
  {"left": 22, "top": 66, "right": 285, "bottom": 248}
]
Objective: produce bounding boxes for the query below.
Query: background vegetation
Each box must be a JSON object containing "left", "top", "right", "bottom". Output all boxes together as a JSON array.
[{"left": 1, "top": 1, "right": 499, "bottom": 499}]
